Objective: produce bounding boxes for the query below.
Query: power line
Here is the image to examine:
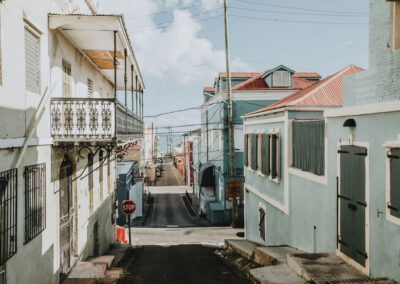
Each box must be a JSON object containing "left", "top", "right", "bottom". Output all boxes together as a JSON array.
[
  {"left": 233, "top": 0, "right": 368, "bottom": 15},
  {"left": 144, "top": 101, "right": 225, "bottom": 118},
  {"left": 229, "top": 14, "right": 368, "bottom": 25},
  {"left": 229, "top": 6, "right": 368, "bottom": 17}
]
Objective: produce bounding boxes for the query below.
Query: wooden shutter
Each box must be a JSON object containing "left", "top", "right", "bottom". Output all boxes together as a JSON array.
[
  {"left": 25, "top": 27, "right": 40, "bottom": 93},
  {"left": 390, "top": 148, "right": 400, "bottom": 218},
  {"left": 261, "top": 134, "right": 270, "bottom": 175},
  {"left": 251, "top": 134, "right": 258, "bottom": 171},
  {"left": 259, "top": 208, "right": 265, "bottom": 241},
  {"left": 244, "top": 134, "right": 248, "bottom": 166},
  {"left": 292, "top": 120, "right": 325, "bottom": 175},
  {"left": 271, "top": 134, "right": 278, "bottom": 179}
]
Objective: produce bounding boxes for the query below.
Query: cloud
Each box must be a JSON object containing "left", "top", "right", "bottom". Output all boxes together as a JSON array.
[
  {"left": 98, "top": 0, "right": 249, "bottom": 85},
  {"left": 341, "top": 41, "right": 354, "bottom": 48}
]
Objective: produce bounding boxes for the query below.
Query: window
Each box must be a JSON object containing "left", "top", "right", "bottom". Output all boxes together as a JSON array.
[
  {"left": 62, "top": 60, "right": 71, "bottom": 97},
  {"left": 261, "top": 134, "right": 270, "bottom": 176},
  {"left": 292, "top": 120, "right": 325, "bottom": 176},
  {"left": 244, "top": 134, "right": 249, "bottom": 167},
  {"left": 24, "top": 164, "right": 46, "bottom": 243},
  {"left": 251, "top": 134, "right": 258, "bottom": 171},
  {"left": 25, "top": 26, "right": 40, "bottom": 93},
  {"left": 88, "top": 153, "right": 93, "bottom": 213},
  {"left": 0, "top": 169, "right": 17, "bottom": 265},
  {"left": 391, "top": 1, "right": 400, "bottom": 51},
  {"left": 99, "top": 150, "right": 103, "bottom": 202},
  {"left": 270, "top": 133, "right": 280, "bottom": 179},
  {"left": 259, "top": 207, "right": 265, "bottom": 241},
  {"left": 273, "top": 71, "right": 291, "bottom": 87},
  {"left": 87, "top": 78, "right": 93, "bottom": 98},
  {"left": 388, "top": 148, "right": 400, "bottom": 218}
]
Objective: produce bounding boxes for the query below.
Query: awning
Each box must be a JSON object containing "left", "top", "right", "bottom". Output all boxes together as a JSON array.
[
  {"left": 48, "top": 14, "right": 144, "bottom": 91},
  {"left": 199, "top": 163, "right": 215, "bottom": 187}
]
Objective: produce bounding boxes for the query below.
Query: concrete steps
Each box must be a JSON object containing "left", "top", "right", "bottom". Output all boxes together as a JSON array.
[
  {"left": 225, "top": 240, "right": 397, "bottom": 284},
  {"left": 63, "top": 254, "right": 123, "bottom": 284}
]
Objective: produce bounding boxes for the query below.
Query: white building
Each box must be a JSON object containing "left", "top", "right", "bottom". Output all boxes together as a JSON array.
[{"left": 0, "top": 0, "right": 144, "bottom": 283}]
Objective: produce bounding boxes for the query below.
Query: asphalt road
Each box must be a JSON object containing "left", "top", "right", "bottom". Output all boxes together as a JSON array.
[
  {"left": 155, "top": 163, "right": 185, "bottom": 186},
  {"left": 143, "top": 192, "right": 210, "bottom": 227},
  {"left": 119, "top": 245, "right": 249, "bottom": 284}
]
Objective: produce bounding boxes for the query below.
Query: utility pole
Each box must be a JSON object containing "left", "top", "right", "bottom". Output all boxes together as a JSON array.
[
  {"left": 151, "top": 123, "right": 154, "bottom": 163},
  {"left": 224, "top": 0, "right": 238, "bottom": 227}
]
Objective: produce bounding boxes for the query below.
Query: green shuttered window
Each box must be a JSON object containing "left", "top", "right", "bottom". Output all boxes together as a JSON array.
[
  {"left": 390, "top": 148, "right": 400, "bottom": 218},
  {"left": 292, "top": 120, "right": 325, "bottom": 176},
  {"left": 259, "top": 207, "right": 265, "bottom": 241},
  {"left": 244, "top": 134, "right": 248, "bottom": 166},
  {"left": 271, "top": 134, "right": 278, "bottom": 179},
  {"left": 251, "top": 134, "right": 258, "bottom": 171},
  {"left": 25, "top": 27, "right": 40, "bottom": 94},
  {"left": 261, "top": 134, "right": 270, "bottom": 175}
]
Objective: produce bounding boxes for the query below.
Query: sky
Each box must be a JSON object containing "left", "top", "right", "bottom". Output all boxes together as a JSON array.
[{"left": 97, "top": 0, "right": 369, "bottom": 151}]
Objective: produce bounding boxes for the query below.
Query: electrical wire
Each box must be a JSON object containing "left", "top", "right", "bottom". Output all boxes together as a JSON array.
[
  {"left": 232, "top": 0, "right": 368, "bottom": 15},
  {"left": 229, "top": 14, "right": 368, "bottom": 25},
  {"left": 229, "top": 6, "right": 368, "bottom": 18}
]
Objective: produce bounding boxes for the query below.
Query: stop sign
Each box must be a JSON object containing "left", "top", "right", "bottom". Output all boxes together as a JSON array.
[{"left": 122, "top": 200, "right": 136, "bottom": 215}]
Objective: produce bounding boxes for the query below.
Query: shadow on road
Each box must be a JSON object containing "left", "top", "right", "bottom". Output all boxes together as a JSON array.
[{"left": 118, "top": 245, "right": 249, "bottom": 284}]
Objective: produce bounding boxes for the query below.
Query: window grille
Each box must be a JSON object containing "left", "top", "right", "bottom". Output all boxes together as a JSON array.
[
  {"left": 292, "top": 120, "right": 325, "bottom": 175},
  {"left": 24, "top": 164, "right": 46, "bottom": 243},
  {"left": 389, "top": 148, "right": 400, "bottom": 218},
  {"left": 87, "top": 78, "right": 93, "bottom": 98},
  {"left": 0, "top": 169, "right": 17, "bottom": 265},
  {"left": 0, "top": 270, "right": 5, "bottom": 284},
  {"left": 99, "top": 150, "right": 103, "bottom": 202},
  {"left": 25, "top": 26, "right": 40, "bottom": 93},
  {"left": 88, "top": 153, "right": 94, "bottom": 213}
]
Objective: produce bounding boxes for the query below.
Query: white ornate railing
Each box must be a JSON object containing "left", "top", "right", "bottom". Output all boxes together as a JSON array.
[
  {"left": 116, "top": 102, "right": 144, "bottom": 138},
  {"left": 50, "top": 98, "right": 144, "bottom": 143},
  {"left": 50, "top": 98, "right": 115, "bottom": 141}
]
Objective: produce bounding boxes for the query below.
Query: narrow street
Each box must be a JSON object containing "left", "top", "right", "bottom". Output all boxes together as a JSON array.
[
  {"left": 155, "top": 163, "right": 185, "bottom": 186},
  {"left": 123, "top": 165, "right": 247, "bottom": 283},
  {"left": 118, "top": 245, "right": 248, "bottom": 284}
]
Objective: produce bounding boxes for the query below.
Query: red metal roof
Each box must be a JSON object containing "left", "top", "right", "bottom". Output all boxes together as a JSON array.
[
  {"left": 232, "top": 73, "right": 315, "bottom": 91},
  {"left": 204, "top": 87, "right": 215, "bottom": 92},
  {"left": 219, "top": 72, "right": 259, "bottom": 78},
  {"left": 293, "top": 72, "right": 321, "bottom": 78},
  {"left": 246, "top": 65, "right": 364, "bottom": 115}
]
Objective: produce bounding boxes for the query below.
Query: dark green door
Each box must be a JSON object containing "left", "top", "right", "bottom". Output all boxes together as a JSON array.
[{"left": 339, "top": 145, "right": 367, "bottom": 266}]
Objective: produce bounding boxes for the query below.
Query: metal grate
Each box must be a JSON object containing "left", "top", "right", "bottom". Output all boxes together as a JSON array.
[
  {"left": 0, "top": 270, "right": 5, "bottom": 284},
  {"left": 24, "top": 164, "right": 46, "bottom": 243},
  {"left": 0, "top": 169, "right": 17, "bottom": 265}
]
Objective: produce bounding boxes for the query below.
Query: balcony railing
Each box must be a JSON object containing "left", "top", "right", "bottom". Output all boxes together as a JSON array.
[{"left": 50, "top": 98, "right": 143, "bottom": 143}]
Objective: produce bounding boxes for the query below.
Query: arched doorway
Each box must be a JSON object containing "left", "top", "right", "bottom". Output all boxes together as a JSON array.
[{"left": 59, "top": 155, "right": 73, "bottom": 276}]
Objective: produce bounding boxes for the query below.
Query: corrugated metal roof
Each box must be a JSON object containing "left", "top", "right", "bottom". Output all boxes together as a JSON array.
[
  {"left": 219, "top": 72, "right": 259, "bottom": 78},
  {"left": 232, "top": 73, "right": 315, "bottom": 91},
  {"left": 204, "top": 87, "right": 215, "bottom": 92},
  {"left": 246, "top": 64, "right": 364, "bottom": 115}
]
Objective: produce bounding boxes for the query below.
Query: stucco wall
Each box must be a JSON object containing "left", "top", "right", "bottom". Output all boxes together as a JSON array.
[{"left": 327, "top": 112, "right": 400, "bottom": 281}]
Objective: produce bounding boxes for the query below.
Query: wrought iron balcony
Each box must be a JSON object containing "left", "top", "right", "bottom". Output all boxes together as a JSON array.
[{"left": 50, "top": 98, "right": 143, "bottom": 144}]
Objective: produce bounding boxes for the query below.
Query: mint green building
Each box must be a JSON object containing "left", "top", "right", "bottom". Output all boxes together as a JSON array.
[{"left": 243, "top": 1, "right": 400, "bottom": 281}]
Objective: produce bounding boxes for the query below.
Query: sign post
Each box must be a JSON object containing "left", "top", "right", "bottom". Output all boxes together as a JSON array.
[{"left": 122, "top": 200, "right": 136, "bottom": 245}]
